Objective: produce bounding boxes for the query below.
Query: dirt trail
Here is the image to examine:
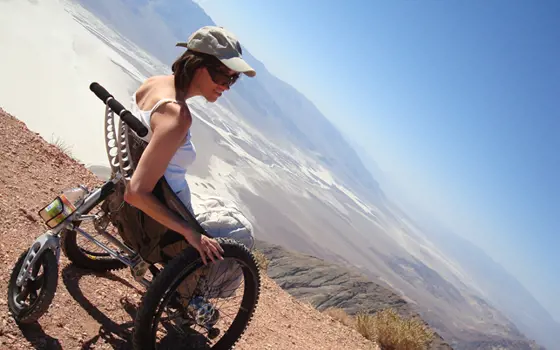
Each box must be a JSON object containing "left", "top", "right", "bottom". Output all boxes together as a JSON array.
[{"left": 0, "top": 108, "right": 375, "bottom": 349}]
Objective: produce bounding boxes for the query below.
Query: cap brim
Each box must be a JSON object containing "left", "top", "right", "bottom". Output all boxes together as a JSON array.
[{"left": 219, "top": 56, "right": 256, "bottom": 77}]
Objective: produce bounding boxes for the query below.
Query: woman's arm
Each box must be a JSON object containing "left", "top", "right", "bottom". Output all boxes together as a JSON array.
[{"left": 124, "top": 102, "right": 223, "bottom": 264}]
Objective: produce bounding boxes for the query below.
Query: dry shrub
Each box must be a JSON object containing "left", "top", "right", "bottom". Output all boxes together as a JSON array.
[
  {"left": 252, "top": 249, "right": 269, "bottom": 271},
  {"left": 324, "top": 307, "right": 355, "bottom": 327},
  {"left": 356, "top": 311, "right": 377, "bottom": 342},
  {"left": 355, "top": 308, "right": 434, "bottom": 350},
  {"left": 50, "top": 134, "right": 73, "bottom": 158}
]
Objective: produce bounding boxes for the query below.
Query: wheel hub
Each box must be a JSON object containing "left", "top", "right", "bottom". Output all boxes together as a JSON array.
[{"left": 187, "top": 296, "right": 219, "bottom": 328}]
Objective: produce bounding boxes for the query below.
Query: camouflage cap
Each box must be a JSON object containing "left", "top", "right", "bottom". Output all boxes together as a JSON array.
[{"left": 177, "top": 26, "right": 256, "bottom": 77}]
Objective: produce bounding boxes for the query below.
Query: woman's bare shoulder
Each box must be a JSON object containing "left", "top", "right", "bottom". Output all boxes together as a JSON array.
[
  {"left": 153, "top": 101, "right": 192, "bottom": 134},
  {"left": 139, "top": 77, "right": 191, "bottom": 133},
  {"left": 135, "top": 76, "right": 177, "bottom": 110}
]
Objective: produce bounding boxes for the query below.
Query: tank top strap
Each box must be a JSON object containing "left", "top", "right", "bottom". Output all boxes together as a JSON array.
[{"left": 149, "top": 98, "right": 179, "bottom": 117}]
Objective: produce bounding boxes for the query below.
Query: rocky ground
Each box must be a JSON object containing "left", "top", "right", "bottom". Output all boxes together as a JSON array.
[{"left": 0, "top": 107, "right": 376, "bottom": 349}]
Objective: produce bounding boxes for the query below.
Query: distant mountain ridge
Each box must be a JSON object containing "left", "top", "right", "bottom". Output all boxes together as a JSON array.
[
  {"left": 255, "top": 239, "right": 549, "bottom": 350},
  {"left": 413, "top": 215, "right": 560, "bottom": 350},
  {"left": 70, "top": 1, "right": 554, "bottom": 349},
  {"left": 348, "top": 136, "right": 560, "bottom": 350},
  {"left": 254, "top": 239, "right": 453, "bottom": 350}
]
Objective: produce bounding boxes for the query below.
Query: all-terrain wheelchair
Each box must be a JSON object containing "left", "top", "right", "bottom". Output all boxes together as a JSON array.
[{"left": 7, "top": 82, "right": 261, "bottom": 349}]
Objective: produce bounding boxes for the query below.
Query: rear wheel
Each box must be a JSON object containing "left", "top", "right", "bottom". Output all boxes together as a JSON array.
[
  {"left": 60, "top": 204, "right": 126, "bottom": 272},
  {"left": 61, "top": 229, "right": 126, "bottom": 271},
  {"left": 133, "top": 238, "right": 261, "bottom": 350},
  {"left": 7, "top": 248, "right": 58, "bottom": 324}
]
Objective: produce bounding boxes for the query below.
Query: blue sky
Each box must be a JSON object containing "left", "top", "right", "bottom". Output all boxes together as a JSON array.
[{"left": 196, "top": 0, "right": 560, "bottom": 320}]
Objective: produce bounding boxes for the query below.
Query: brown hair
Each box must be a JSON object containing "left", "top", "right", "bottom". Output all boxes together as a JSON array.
[{"left": 171, "top": 50, "right": 226, "bottom": 93}]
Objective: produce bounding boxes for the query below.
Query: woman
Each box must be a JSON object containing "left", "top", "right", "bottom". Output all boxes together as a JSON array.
[{"left": 124, "top": 26, "right": 256, "bottom": 266}]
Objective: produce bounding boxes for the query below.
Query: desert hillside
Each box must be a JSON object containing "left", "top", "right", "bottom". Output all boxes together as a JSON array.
[
  {"left": 254, "top": 240, "right": 453, "bottom": 350},
  {"left": 0, "top": 107, "right": 375, "bottom": 349}
]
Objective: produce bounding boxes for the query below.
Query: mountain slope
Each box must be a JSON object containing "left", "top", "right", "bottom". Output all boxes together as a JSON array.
[
  {"left": 349, "top": 140, "right": 560, "bottom": 349},
  {"left": 254, "top": 240, "right": 453, "bottom": 350},
  {"left": 413, "top": 216, "right": 560, "bottom": 350}
]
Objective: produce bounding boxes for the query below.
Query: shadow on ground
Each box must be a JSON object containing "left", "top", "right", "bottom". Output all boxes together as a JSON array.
[
  {"left": 60, "top": 265, "right": 213, "bottom": 349},
  {"left": 61, "top": 265, "right": 139, "bottom": 350},
  {"left": 18, "top": 322, "right": 63, "bottom": 350}
]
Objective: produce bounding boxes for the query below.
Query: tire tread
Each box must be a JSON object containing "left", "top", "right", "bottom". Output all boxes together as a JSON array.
[
  {"left": 7, "top": 249, "right": 59, "bottom": 324},
  {"left": 61, "top": 229, "right": 126, "bottom": 272},
  {"left": 132, "top": 238, "right": 261, "bottom": 350}
]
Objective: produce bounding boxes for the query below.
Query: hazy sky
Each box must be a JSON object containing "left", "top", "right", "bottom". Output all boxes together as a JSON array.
[{"left": 196, "top": 0, "right": 560, "bottom": 319}]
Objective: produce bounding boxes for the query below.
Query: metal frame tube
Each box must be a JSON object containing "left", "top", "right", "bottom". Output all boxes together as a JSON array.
[{"left": 73, "top": 226, "right": 133, "bottom": 267}]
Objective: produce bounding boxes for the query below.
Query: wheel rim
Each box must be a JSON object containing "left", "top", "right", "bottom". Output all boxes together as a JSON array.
[
  {"left": 150, "top": 256, "right": 257, "bottom": 349},
  {"left": 11, "top": 254, "right": 47, "bottom": 312}
]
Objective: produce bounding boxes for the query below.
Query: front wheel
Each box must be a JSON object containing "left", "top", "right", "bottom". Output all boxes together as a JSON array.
[
  {"left": 133, "top": 238, "right": 261, "bottom": 350},
  {"left": 7, "top": 248, "right": 59, "bottom": 324}
]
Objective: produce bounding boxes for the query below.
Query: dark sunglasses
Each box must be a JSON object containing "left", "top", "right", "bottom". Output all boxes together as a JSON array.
[{"left": 206, "top": 65, "right": 240, "bottom": 87}]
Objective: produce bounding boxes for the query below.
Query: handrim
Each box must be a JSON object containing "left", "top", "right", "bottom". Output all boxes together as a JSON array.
[
  {"left": 133, "top": 238, "right": 261, "bottom": 350},
  {"left": 151, "top": 256, "right": 254, "bottom": 348}
]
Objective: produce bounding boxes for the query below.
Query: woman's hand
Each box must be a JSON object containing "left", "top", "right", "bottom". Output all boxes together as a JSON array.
[{"left": 186, "top": 231, "right": 225, "bottom": 265}]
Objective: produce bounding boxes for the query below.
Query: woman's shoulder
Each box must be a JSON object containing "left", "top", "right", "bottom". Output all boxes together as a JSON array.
[
  {"left": 136, "top": 78, "right": 190, "bottom": 130},
  {"left": 136, "top": 77, "right": 186, "bottom": 113},
  {"left": 135, "top": 76, "right": 169, "bottom": 102},
  {"left": 153, "top": 100, "right": 190, "bottom": 123}
]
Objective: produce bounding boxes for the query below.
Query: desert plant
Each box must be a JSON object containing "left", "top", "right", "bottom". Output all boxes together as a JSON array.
[
  {"left": 252, "top": 249, "right": 269, "bottom": 271},
  {"left": 50, "top": 134, "right": 73, "bottom": 158},
  {"left": 324, "top": 307, "right": 355, "bottom": 328},
  {"left": 355, "top": 308, "right": 434, "bottom": 350},
  {"left": 356, "top": 311, "right": 377, "bottom": 342}
]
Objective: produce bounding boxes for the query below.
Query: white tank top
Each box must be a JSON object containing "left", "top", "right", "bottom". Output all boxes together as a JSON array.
[{"left": 129, "top": 93, "right": 197, "bottom": 194}]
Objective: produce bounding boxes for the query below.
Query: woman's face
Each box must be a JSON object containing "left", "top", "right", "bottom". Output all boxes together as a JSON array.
[{"left": 198, "top": 63, "right": 240, "bottom": 102}]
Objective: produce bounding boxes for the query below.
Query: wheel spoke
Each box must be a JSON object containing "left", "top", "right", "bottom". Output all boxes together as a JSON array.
[
  {"left": 134, "top": 240, "right": 260, "bottom": 349},
  {"left": 154, "top": 259, "right": 248, "bottom": 346},
  {"left": 8, "top": 248, "right": 59, "bottom": 324},
  {"left": 27, "top": 275, "right": 44, "bottom": 292},
  {"left": 16, "top": 286, "right": 30, "bottom": 304},
  {"left": 28, "top": 289, "right": 39, "bottom": 302}
]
